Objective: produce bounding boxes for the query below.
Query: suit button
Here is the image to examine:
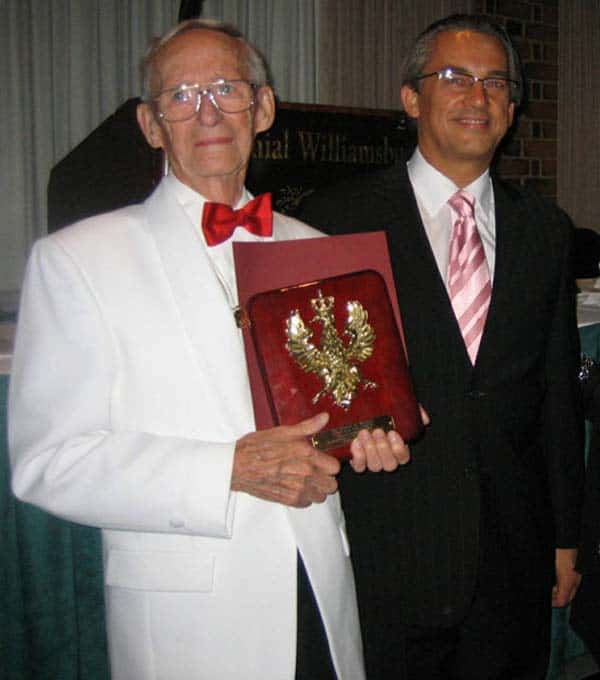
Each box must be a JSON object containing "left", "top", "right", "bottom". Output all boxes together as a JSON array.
[{"left": 464, "top": 465, "right": 477, "bottom": 479}]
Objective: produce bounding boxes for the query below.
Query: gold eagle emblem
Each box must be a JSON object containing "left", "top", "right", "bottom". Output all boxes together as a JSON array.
[{"left": 286, "top": 289, "right": 377, "bottom": 410}]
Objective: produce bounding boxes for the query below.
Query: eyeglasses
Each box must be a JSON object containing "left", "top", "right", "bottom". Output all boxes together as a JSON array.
[
  {"left": 152, "top": 79, "right": 258, "bottom": 122},
  {"left": 415, "top": 67, "right": 519, "bottom": 96}
]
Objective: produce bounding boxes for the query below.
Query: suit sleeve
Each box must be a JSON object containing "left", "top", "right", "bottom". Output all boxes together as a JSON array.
[
  {"left": 542, "top": 211, "right": 585, "bottom": 548},
  {"left": 9, "top": 237, "right": 237, "bottom": 538}
]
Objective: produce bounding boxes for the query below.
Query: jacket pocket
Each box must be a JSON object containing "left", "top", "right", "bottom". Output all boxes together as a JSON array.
[{"left": 105, "top": 549, "right": 215, "bottom": 592}]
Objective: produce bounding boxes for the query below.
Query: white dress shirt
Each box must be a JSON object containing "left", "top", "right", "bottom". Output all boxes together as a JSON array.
[{"left": 407, "top": 148, "right": 496, "bottom": 287}]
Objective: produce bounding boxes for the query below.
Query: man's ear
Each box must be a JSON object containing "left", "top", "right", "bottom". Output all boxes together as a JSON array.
[
  {"left": 253, "top": 86, "right": 276, "bottom": 135},
  {"left": 400, "top": 84, "right": 420, "bottom": 120},
  {"left": 507, "top": 100, "right": 515, "bottom": 128},
  {"left": 136, "top": 102, "right": 165, "bottom": 149}
]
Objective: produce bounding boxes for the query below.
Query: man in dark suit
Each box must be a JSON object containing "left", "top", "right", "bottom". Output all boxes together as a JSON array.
[{"left": 298, "top": 14, "right": 584, "bottom": 680}]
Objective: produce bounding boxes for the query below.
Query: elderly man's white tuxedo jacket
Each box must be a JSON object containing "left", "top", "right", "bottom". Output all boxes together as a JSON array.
[{"left": 9, "top": 178, "right": 365, "bottom": 680}]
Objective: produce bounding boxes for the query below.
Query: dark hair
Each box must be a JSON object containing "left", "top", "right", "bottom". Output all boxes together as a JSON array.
[
  {"left": 140, "top": 18, "right": 270, "bottom": 100},
  {"left": 400, "top": 14, "right": 523, "bottom": 106}
]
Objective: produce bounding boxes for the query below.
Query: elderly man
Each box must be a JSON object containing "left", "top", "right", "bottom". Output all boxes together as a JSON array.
[
  {"left": 9, "top": 19, "right": 409, "bottom": 680},
  {"left": 299, "top": 13, "right": 584, "bottom": 680}
]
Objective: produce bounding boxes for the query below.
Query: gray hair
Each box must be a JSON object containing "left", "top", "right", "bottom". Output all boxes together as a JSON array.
[
  {"left": 400, "top": 14, "right": 524, "bottom": 106},
  {"left": 140, "top": 18, "right": 270, "bottom": 100}
]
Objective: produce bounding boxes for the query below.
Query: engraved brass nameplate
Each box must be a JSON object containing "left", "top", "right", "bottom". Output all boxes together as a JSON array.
[{"left": 312, "top": 415, "right": 395, "bottom": 451}]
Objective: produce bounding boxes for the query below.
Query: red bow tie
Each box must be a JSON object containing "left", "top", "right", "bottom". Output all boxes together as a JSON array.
[{"left": 201, "top": 193, "right": 273, "bottom": 247}]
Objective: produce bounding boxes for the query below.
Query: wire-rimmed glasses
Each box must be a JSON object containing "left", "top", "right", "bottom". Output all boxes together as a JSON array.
[
  {"left": 152, "top": 79, "right": 259, "bottom": 121},
  {"left": 415, "top": 67, "right": 519, "bottom": 96}
]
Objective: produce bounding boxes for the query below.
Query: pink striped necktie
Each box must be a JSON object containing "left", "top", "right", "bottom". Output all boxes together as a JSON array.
[{"left": 447, "top": 190, "right": 491, "bottom": 364}]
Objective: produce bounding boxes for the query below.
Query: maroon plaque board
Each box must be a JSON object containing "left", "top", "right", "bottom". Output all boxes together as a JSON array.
[{"left": 234, "top": 232, "right": 421, "bottom": 459}]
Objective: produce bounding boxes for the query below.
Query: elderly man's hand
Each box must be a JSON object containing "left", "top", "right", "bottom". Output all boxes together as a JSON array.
[
  {"left": 232, "top": 413, "right": 340, "bottom": 507},
  {"left": 349, "top": 405, "right": 430, "bottom": 473}
]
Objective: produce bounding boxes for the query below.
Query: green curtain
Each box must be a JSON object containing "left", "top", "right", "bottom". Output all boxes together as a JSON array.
[{"left": 0, "top": 375, "right": 109, "bottom": 680}]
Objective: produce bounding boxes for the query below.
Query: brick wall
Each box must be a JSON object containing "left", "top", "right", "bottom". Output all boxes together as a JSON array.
[{"left": 472, "top": 0, "right": 559, "bottom": 199}]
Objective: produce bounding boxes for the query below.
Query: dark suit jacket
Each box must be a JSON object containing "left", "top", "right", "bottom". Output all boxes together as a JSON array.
[{"left": 298, "top": 160, "right": 584, "bottom": 638}]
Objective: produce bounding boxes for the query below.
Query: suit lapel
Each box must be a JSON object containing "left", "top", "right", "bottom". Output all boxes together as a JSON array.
[
  {"left": 142, "top": 182, "right": 254, "bottom": 431},
  {"left": 384, "top": 164, "right": 447, "bottom": 298},
  {"left": 382, "top": 163, "right": 472, "bottom": 371},
  {"left": 476, "top": 178, "right": 530, "bottom": 366},
  {"left": 143, "top": 182, "right": 235, "bottom": 352}
]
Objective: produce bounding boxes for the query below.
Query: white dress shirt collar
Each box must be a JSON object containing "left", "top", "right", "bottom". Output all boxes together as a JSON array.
[
  {"left": 164, "top": 173, "right": 255, "bottom": 234},
  {"left": 406, "top": 147, "right": 496, "bottom": 284},
  {"left": 407, "top": 147, "right": 492, "bottom": 220}
]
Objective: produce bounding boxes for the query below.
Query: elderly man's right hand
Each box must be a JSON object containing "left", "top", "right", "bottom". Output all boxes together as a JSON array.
[{"left": 232, "top": 412, "right": 341, "bottom": 507}]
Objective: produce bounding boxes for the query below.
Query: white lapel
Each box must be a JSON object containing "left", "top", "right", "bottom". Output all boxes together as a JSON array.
[{"left": 142, "top": 181, "right": 255, "bottom": 436}]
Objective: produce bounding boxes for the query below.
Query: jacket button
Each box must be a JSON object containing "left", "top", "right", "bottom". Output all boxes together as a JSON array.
[{"left": 464, "top": 465, "right": 477, "bottom": 479}]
